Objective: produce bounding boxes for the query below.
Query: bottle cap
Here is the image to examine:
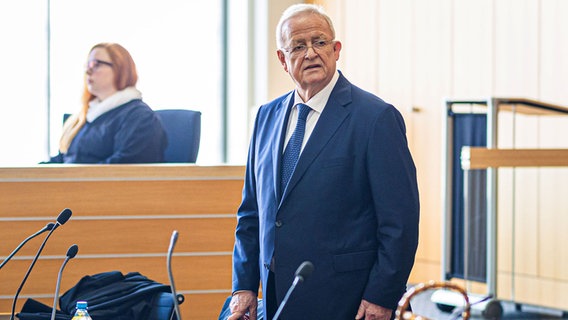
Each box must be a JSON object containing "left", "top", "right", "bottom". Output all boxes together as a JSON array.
[{"left": 76, "top": 301, "right": 88, "bottom": 309}]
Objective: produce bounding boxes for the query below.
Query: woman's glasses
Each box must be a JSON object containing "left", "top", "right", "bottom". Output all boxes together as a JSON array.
[{"left": 85, "top": 59, "right": 113, "bottom": 72}]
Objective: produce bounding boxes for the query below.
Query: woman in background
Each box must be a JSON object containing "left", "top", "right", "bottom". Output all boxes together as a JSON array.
[{"left": 47, "top": 42, "right": 166, "bottom": 163}]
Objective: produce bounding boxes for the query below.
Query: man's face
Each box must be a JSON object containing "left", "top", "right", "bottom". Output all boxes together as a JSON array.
[{"left": 277, "top": 13, "right": 341, "bottom": 101}]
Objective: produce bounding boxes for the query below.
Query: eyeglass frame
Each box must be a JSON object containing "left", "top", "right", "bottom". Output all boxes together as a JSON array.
[
  {"left": 85, "top": 59, "right": 113, "bottom": 72},
  {"left": 281, "top": 39, "right": 335, "bottom": 57}
]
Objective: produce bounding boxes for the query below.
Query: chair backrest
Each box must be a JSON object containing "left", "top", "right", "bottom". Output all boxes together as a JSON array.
[
  {"left": 148, "top": 292, "right": 185, "bottom": 320},
  {"left": 155, "top": 109, "right": 201, "bottom": 163}
]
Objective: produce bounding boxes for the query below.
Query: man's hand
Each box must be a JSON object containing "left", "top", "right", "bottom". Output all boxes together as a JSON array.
[
  {"left": 227, "top": 290, "right": 258, "bottom": 320},
  {"left": 355, "top": 299, "right": 393, "bottom": 320}
]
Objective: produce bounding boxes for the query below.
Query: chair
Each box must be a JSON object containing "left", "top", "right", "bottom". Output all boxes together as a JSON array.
[
  {"left": 148, "top": 292, "right": 185, "bottom": 320},
  {"left": 155, "top": 109, "right": 201, "bottom": 163}
]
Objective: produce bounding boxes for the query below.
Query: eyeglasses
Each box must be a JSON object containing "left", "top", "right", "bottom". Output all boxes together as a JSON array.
[
  {"left": 85, "top": 59, "right": 113, "bottom": 72},
  {"left": 282, "top": 39, "right": 334, "bottom": 57}
]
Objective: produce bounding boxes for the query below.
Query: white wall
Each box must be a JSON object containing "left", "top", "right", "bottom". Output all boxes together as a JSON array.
[{"left": 317, "top": 0, "right": 568, "bottom": 309}]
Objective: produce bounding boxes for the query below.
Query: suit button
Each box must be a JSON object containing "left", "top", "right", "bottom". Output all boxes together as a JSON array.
[{"left": 275, "top": 220, "right": 283, "bottom": 227}]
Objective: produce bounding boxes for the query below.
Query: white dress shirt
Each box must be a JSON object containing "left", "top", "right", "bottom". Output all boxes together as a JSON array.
[{"left": 283, "top": 70, "right": 340, "bottom": 153}]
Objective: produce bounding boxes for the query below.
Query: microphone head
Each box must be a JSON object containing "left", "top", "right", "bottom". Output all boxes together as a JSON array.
[
  {"left": 295, "top": 261, "right": 314, "bottom": 282},
  {"left": 170, "top": 230, "right": 179, "bottom": 245},
  {"left": 66, "top": 244, "right": 79, "bottom": 259},
  {"left": 56, "top": 208, "right": 72, "bottom": 225},
  {"left": 168, "top": 230, "right": 179, "bottom": 253}
]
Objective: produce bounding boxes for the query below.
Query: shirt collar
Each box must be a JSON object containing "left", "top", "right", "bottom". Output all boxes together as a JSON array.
[{"left": 293, "top": 70, "right": 340, "bottom": 113}]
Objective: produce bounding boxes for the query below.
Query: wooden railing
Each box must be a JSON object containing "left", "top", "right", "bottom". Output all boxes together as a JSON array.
[{"left": 461, "top": 147, "right": 568, "bottom": 169}]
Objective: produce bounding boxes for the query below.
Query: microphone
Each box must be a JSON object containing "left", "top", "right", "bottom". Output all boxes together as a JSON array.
[
  {"left": 272, "top": 261, "right": 314, "bottom": 320},
  {"left": 167, "top": 230, "right": 182, "bottom": 320},
  {"left": 51, "top": 244, "right": 79, "bottom": 320},
  {"left": 9, "top": 208, "right": 73, "bottom": 320},
  {"left": 0, "top": 222, "right": 55, "bottom": 270},
  {"left": 55, "top": 208, "right": 73, "bottom": 228}
]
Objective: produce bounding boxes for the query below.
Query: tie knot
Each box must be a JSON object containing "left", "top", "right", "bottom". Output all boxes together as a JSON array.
[{"left": 297, "top": 104, "right": 311, "bottom": 121}]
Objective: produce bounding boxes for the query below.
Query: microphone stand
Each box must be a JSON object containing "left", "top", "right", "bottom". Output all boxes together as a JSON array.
[
  {"left": 10, "top": 226, "right": 58, "bottom": 320},
  {"left": 10, "top": 207, "right": 72, "bottom": 320},
  {"left": 272, "top": 261, "right": 314, "bottom": 320},
  {"left": 0, "top": 223, "right": 55, "bottom": 270},
  {"left": 167, "top": 230, "right": 182, "bottom": 320},
  {"left": 51, "top": 244, "right": 79, "bottom": 320}
]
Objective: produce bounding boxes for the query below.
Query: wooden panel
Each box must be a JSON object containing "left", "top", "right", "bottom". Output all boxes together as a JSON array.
[
  {"left": 496, "top": 167, "right": 514, "bottom": 274},
  {"left": 539, "top": 169, "right": 568, "bottom": 281},
  {"left": 0, "top": 218, "right": 236, "bottom": 256},
  {"left": 0, "top": 165, "right": 244, "bottom": 319},
  {"left": 452, "top": 0, "right": 494, "bottom": 98},
  {"left": 494, "top": 0, "right": 540, "bottom": 97},
  {"left": 409, "top": 260, "right": 441, "bottom": 286},
  {"left": 183, "top": 293, "right": 232, "bottom": 320},
  {"left": 340, "top": 0, "right": 379, "bottom": 92},
  {"left": 497, "top": 272, "right": 568, "bottom": 310},
  {"left": 376, "top": 0, "right": 414, "bottom": 118},
  {"left": 447, "top": 279, "right": 488, "bottom": 296},
  {"left": 0, "top": 256, "right": 232, "bottom": 296},
  {"left": 408, "top": 0, "right": 452, "bottom": 267},
  {"left": 540, "top": 0, "right": 568, "bottom": 104},
  {"left": 513, "top": 168, "right": 539, "bottom": 276},
  {"left": 0, "top": 164, "right": 245, "bottom": 181},
  {"left": 0, "top": 179, "right": 243, "bottom": 217}
]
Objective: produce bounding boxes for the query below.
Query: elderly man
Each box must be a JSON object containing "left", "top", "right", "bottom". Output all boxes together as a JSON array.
[{"left": 229, "top": 4, "right": 419, "bottom": 320}]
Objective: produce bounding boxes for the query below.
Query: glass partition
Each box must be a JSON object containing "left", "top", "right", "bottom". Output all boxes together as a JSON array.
[{"left": 0, "top": 0, "right": 250, "bottom": 165}]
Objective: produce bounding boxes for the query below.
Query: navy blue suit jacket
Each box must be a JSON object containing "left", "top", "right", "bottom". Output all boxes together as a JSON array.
[
  {"left": 232, "top": 72, "right": 419, "bottom": 319},
  {"left": 48, "top": 100, "right": 166, "bottom": 164}
]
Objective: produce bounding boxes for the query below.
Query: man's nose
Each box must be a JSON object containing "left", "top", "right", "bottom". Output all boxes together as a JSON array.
[{"left": 305, "top": 46, "right": 318, "bottom": 59}]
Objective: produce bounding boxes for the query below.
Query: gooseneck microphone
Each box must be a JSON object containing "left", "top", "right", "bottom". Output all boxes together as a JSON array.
[
  {"left": 0, "top": 222, "right": 56, "bottom": 270},
  {"left": 272, "top": 261, "right": 314, "bottom": 320},
  {"left": 51, "top": 244, "right": 79, "bottom": 320},
  {"left": 10, "top": 208, "right": 73, "bottom": 320},
  {"left": 167, "top": 230, "right": 182, "bottom": 320},
  {"left": 54, "top": 208, "right": 72, "bottom": 227}
]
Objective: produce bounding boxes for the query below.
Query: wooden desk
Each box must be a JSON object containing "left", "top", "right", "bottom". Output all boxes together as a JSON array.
[{"left": 0, "top": 164, "right": 245, "bottom": 319}]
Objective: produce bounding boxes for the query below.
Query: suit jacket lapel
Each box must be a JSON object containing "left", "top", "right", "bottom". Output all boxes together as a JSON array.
[{"left": 280, "top": 74, "right": 353, "bottom": 201}]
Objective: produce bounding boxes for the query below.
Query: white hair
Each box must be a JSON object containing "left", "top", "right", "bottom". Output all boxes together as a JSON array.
[{"left": 275, "top": 3, "right": 336, "bottom": 49}]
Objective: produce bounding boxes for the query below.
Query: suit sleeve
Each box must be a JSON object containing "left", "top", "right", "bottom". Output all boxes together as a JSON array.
[
  {"left": 232, "top": 113, "right": 261, "bottom": 294},
  {"left": 363, "top": 106, "right": 420, "bottom": 310}
]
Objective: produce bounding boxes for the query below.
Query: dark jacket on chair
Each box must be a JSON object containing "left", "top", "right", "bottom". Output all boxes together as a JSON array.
[{"left": 17, "top": 271, "right": 174, "bottom": 320}]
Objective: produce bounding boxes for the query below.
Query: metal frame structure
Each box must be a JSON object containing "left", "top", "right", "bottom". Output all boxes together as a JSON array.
[{"left": 436, "top": 97, "right": 568, "bottom": 318}]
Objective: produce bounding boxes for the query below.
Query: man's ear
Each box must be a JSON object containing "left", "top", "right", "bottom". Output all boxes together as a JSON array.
[
  {"left": 277, "top": 50, "right": 289, "bottom": 72},
  {"left": 333, "top": 40, "right": 342, "bottom": 60}
]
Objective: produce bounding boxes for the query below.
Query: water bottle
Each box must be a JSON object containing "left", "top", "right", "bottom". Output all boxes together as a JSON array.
[{"left": 71, "top": 300, "right": 93, "bottom": 320}]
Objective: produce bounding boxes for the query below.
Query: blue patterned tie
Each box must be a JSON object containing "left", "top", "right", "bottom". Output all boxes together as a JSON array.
[{"left": 281, "top": 103, "right": 311, "bottom": 194}]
